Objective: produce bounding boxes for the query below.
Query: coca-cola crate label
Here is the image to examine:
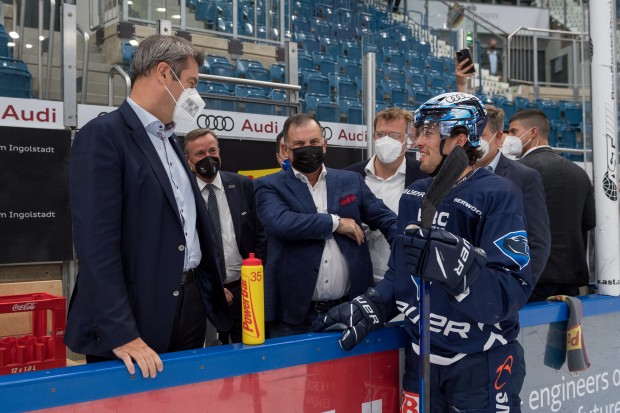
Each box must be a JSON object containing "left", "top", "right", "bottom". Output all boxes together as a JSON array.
[{"left": 12, "top": 302, "right": 36, "bottom": 312}]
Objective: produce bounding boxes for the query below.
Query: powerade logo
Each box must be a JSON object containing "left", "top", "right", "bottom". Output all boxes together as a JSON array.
[
  {"left": 241, "top": 279, "right": 260, "bottom": 338},
  {"left": 493, "top": 230, "right": 530, "bottom": 270}
]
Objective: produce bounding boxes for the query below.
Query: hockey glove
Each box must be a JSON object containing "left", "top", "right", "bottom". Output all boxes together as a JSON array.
[
  {"left": 311, "top": 288, "right": 386, "bottom": 351},
  {"left": 403, "top": 225, "right": 487, "bottom": 296}
]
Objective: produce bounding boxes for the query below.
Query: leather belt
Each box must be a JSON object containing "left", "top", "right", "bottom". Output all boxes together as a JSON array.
[
  {"left": 181, "top": 268, "right": 197, "bottom": 284},
  {"left": 311, "top": 297, "right": 348, "bottom": 313},
  {"left": 223, "top": 279, "right": 241, "bottom": 289}
]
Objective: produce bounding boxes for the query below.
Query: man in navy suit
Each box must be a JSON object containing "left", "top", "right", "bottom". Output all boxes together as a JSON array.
[
  {"left": 65, "top": 35, "right": 231, "bottom": 378},
  {"left": 184, "top": 128, "right": 267, "bottom": 344},
  {"left": 344, "top": 108, "right": 428, "bottom": 284},
  {"left": 476, "top": 106, "right": 551, "bottom": 287},
  {"left": 254, "top": 114, "right": 397, "bottom": 337}
]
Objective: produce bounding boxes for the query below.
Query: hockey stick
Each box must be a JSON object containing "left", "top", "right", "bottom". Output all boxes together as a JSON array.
[{"left": 409, "top": 145, "right": 469, "bottom": 413}]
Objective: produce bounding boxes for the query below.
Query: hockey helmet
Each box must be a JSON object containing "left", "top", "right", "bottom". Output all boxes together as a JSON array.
[{"left": 413, "top": 92, "right": 488, "bottom": 147}]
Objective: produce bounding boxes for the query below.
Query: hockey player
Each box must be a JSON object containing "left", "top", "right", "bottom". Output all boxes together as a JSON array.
[{"left": 313, "top": 93, "right": 532, "bottom": 412}]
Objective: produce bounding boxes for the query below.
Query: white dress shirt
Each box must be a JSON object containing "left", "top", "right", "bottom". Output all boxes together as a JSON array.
[
  {"left": 126, "top": 97, "right": 201, "bottom": 271},
  {"left": 197, "top": 173, "right": 243, "bottom": 283},
  {"left": 363, "top": 156, "right": 406, "bottom": 284},
  {"left": 292, "top": 165, "right": 350, "bottom": 301}
]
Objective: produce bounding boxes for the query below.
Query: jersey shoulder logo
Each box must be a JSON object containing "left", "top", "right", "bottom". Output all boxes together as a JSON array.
[{"left": 493, "top": 230, "right": 530, "bottom": 269}]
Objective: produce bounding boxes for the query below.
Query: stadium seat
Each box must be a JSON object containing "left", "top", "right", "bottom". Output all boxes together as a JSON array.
[
  {"left": 246, "top": 66, "right": 271, "bottom": 91},
  {"left": 558, "top": 125, "right": 577, "bottom": 148},
  {"left": 514, "top": 96, "right": 532, "bottom": 111},
  {"left": 120, "top": 41, "right": 136, "bottom": 71},
  {"left": 270, "top": 63, "right": 286, "bottom": 83},
  {"left": 564, "top": 103, "right": 583, "bottom": 127},
  {"left": 338, "top": 79, "right": 358, "bottom": 100},
  {"left": 337, "top": 56, "right": 356, "bottom": 75},
  {"left": 414, "top": 90, "right": 432, "bottom": 106},
  {"left": 389, "top": 86, "right": 408, "bottom": 107},
  {"left": 348, "top": 104, "right": 363, "bottom": 125},
  {"left": 209, "top": 61, "right": 237, "bottom": 92},
  {"left": 338, "top": 97, "right": 360, "bottom": 121},
  {"left": 502, "top": 101, "right": 517, "bottom": 129},
  {"left": 303, "top": 93, "right": 331, "bottom": 115},
  {"left": 236, "top": 59, "right": 263, "bottom": 78},
  {"left": 316, "top": 102, "right": 340, "bottom": 123},
  {"left": 196, "top": 0, "right": 217, "bottom": 29},
  {"left": 308, "top": 74, "right": 330, "bottom": 96},
  {"left": 541, "top": 105, "right": 560, "bottom": 123},
  {"left": 0, "top": 24, "right": 11, "bottom": 58},
  {"left": 318, "top": 57, "right": 338, "bottom": 77},
  {"left": 344, "top": 63, "right": 362, "bottom": 79},
  {"left": 0, "top": 62, "right": 32, "bottom": 98},
  {"left": 269, "top": 89, "right": 287, "bottom": 101},
  {"left": 410, "top": 73, "right": 426, "bottom": 88},
  {"left": 342, "top": 42, "right": 362, "bottom": 60},
  {"left": 298, "top": 54, "right": 314, "bottom": 71}
]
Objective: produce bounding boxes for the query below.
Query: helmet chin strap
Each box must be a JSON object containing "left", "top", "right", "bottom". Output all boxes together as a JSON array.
[{"left": 430, "top": 139, "right": 448, "bottom": 177}]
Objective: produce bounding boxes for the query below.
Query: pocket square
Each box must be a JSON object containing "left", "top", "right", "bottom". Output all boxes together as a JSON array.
[{"left": 339, "top": 194, "right": 356, "bottom": 206}]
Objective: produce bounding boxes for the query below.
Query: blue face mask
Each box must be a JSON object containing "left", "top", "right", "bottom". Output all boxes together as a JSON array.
[{"left": 281, "top": 159, "right": 291, "bottom": 171}]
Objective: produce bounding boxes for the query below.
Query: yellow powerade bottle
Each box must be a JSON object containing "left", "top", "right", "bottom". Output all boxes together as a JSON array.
[{"left": 241, "top": 253, "right": 265, "bottom": 345}]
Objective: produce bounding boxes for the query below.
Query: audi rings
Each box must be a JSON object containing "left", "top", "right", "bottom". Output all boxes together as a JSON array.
[
  {"left": 197, "top": 115, "right": 235, "bottom": 131},
  {"left": 322, "top": 126, "right": 333, "bottom": 141}
]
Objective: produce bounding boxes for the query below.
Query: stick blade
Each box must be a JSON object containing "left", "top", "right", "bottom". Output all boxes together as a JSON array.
[{"left": 420, "top": 145, "right": 469, "bottom": 228}]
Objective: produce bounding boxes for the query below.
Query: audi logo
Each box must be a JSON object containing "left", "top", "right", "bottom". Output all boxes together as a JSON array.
[
  {"left": 322, "top": 126, "right": 332, "bottom": 141},
  {"left": 197, "top": 115, "right": 235, "bottom": 131}
]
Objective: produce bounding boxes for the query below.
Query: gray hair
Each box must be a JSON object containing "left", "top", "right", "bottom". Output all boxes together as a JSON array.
[{"left": 130, "top": 35, "right": 204, "bottom": 85}]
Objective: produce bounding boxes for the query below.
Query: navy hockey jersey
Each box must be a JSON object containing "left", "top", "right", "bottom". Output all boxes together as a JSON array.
[{"left": 375, "top": 168, "right": 532, "bottom": 365}]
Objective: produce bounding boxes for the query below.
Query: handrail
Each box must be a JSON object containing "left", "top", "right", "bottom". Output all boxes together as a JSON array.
[
  {"left": 199, "top": 74, "right": 301, "bottom": 92},
  {"left": 76, "top": 24, "right": 90, "bottom": 104},
  {"left": 108, "top": 65, "right": 131, "bottom": 106},
  {"left": 437, "top": 0, "right": 509, "bottom": 36}
]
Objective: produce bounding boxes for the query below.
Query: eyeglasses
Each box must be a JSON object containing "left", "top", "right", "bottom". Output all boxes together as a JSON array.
[{"left": 373, "top": 131, "right": 405, "bottom": 140}]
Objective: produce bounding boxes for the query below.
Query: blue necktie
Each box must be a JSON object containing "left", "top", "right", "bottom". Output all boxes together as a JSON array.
[{"left": 205, "top": 184, "right": 226, "bottom": 281}]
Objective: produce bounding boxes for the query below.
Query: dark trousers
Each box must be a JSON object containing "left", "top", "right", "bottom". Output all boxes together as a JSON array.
[
  {"left": 218, "top": 281, "right": 242, "bottom": 344},
  {"left": 403, "top": 341, "right": 525, "bottom": 412},
  {"left": 86, "top": 275, "right": 206, "bottom": 364},
  {"left": 269, "top": 298, "right": 347, "bottom": 338},
  {"left": 528, "top": 283, "right": 580, "bottom": 303}
]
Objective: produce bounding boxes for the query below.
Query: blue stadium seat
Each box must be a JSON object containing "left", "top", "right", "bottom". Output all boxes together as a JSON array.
[
  {"left": 414, "top": 90, "right": 432, "bottom": 106},
  {"left": 316, "top": 102, "right": 341, "bottom": 123},
  {"left": 209, "top": 61, "right": 237, "bottom": 92},
  {"left": 535, "top": 98, "right": 554, "bottom": 108},
  {"left": 269, "top": 89, "right": 287, "bottom": 101},
  {"left": 120, "top": 41, "right": 136, "bottom": 71},
  {"left": 0, "top": 24, "right": 12, "bottom": 58},
  {"left": 327, "top": 72, "right": 348, "bottom": 99},
  {"left": 0, "top": 60, "right": 32, "bottom": 98},
  {"left": 338, "top": 79, "right": 357, "bottom": 100},
  {"left": 270, "top": 63, "right": 286, "bottom": 83},
  {"left": 430, "top": 75, "right": 448, "bottom": 90},
  {"left": 246, "top": 66, "right": 270, "bottom": 84},
  {"left": 319, "top": 36, "right": 341, "bottom": 58},
  {"left": 338, "top": 97, "right": 360, "bottom": 120},
  {"left": 299, "top": 68, "right": 321, "bottom": 95},
  {"left": 337, "top": 56, "right": 356, "bottom": 75},
  {"left": 514, "top": 96, "right": 532, "bottom": 111},
  {"left": 502, "top": 101, "right": 517, "bottom": 129},
  {"left": 303, "top": 93, "right": 331, "bottom": 115},
  {"left": 558, "top": 125, "right": 577, "bottom": 148},
  {"left": 202, "top": 84, "right": 236, "bottom": 111},
  {"left": 314, "top": 21, "right": 333, "bottom": 38},
  {"left": 236, "top": 59, "right": 263, "bottom": 78},
  {"left": 196, "top": 0, "right": 217, "bottom": 29},
  {"left": 315, "top": 3, "right": 334, "bottom": 21},
  {"left": 410, "top": 73, "right": 426, "bottom": 88},
  {"left": 308, "top": 74, "right": 330, "bottom": 96},
  {"left": 342, "top": 42, "right": 361, "bottom": 60},
  {"left": 201, "top": 54, "right": 230, "bottom": 74},
  {"left": 301, "top": 37, "right": 320, "bottom": 54},
  {"left": 318, "top": 57, "right": 338, "bottom": 77},
  {"left": 376, "top": 102, "right": 388, "bottom": 113},
  {"left": 292, "top": 16, "right": 311, "bottom": 33},
  {"left": 564, "top": 103, "right": 583, "bottom": 127},
  {"left": 541, "top": 105, "right": 560, "bottom": 123},
  {"left": 389, "top": 86, "right": 408, "bottom": 107},
  {"left": 344, "top": 63, "right": 362, "bottom": 79},
  {"left": 348, "top": 104, "right": 363, "bottom": 125},
  {"left": 298, "top": 54, "right": 314, "bottom": 71},
  {"left": 235, "top": 85, "right": 266, "bottom": 98}
]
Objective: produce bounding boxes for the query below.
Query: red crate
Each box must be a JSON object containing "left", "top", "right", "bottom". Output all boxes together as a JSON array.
[{"left": 0, "top": 292, "right": 66, "bottom": 375}]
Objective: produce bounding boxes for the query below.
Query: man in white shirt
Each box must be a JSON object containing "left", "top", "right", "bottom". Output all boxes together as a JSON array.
[{"left": 344, "top": 108, "right": 428, "bottom": 283}]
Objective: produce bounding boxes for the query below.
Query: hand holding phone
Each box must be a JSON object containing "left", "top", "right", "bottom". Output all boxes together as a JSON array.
[{"left": 456, "top": 49, "right": 475, "bottom": 74}]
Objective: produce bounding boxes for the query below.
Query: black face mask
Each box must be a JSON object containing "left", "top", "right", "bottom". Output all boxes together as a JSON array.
[
  {"left": 195, "top": 156, "right": 220, "bottom": 180},
  {"left": 291, "top": 145, "right": 325, "bottom": 174}
]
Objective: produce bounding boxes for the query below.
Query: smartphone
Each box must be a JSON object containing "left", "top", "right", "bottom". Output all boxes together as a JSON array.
[{"left": 456, "top": 49, "right": 475, "bottom": 74}]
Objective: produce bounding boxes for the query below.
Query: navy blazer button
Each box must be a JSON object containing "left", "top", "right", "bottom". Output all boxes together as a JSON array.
[
  {"left": 173, "top": 290, "right": 180, "bottom": 297},
  {"left": 178, "top": 245, "right": 185, "bottom": 252}
]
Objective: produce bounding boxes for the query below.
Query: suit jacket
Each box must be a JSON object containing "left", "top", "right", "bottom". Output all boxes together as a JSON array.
[
  {"left": 65, "top": 100, "right": 232, "bottom": 357},
  {"left": 519, "top": 147, "right": 596, "bottom": 286},
  {"left": 219, "top": 171, "right": 267, "bottom": 263},
  {"left": 495, "top": 152, "right": 551, "bottom": 286},
  {"left": 343, "top": 153, "right": 428, "bottom": 187},
  {"left": 254, "top": 167, "right": 397, "bottom": 324}
]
